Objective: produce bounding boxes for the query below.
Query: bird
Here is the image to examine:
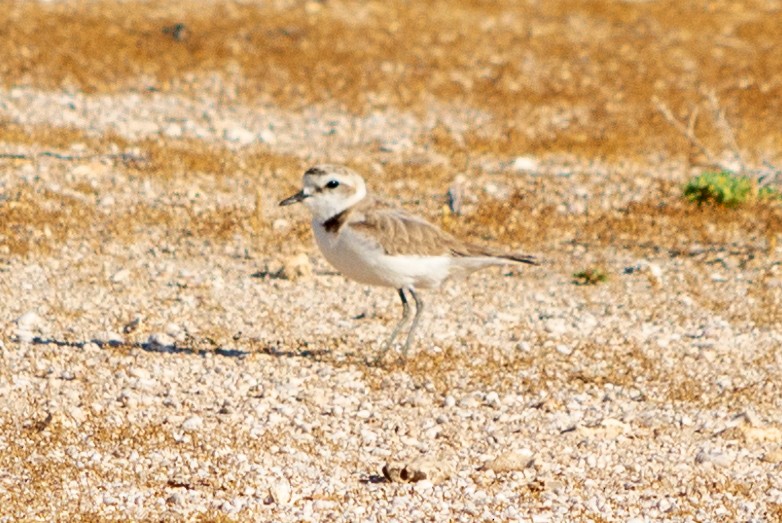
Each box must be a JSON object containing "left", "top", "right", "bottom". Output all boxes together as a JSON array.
[{"left": 279, "top": 164, "right": 537, "bottom": 361}]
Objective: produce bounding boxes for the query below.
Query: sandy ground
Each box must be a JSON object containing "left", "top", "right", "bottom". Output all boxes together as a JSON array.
[{"left": 1, "top": 1, "right": 782, "bottom": 521}]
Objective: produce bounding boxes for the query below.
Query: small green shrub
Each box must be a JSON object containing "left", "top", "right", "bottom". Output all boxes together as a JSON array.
[
  {"left": 573, "top": 268, "right": 608, "bottom": 285},
  {"left": 684, "top": 170, "right": 781, "bottom": 207},
  {"left": 684, "top": 170, "right": 751, "bottom": 206}
]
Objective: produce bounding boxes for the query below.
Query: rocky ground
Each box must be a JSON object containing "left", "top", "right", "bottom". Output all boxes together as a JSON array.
[{"left": 1, "top": 0, "right": 782, "bottom": 521}]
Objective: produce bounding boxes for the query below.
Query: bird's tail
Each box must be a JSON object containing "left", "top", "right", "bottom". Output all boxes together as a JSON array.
[
  {"left": 454, "top": 243, "right": 539, "bottom": 265},
  {"left": 494, "top": 253, "right": 538, "bottom": 265}
]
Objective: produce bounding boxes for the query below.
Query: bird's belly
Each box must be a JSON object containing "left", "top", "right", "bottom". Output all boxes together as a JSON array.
[{"left": 313, "top": 224, "right": 450, "bottom": 289}]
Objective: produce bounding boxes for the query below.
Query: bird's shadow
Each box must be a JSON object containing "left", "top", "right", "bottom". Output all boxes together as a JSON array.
[
  {"left": 30, "top": 336, "right": 249, "bottom": 358},
  {"left": 359, "top": 474, "right": 388, "bottom": 485},
  {"left": 28, "top": 336, "right": 348, "bottom": 362}
]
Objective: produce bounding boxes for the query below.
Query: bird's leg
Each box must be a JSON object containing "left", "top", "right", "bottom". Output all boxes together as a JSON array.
[
  {"left": 402, "top": 289, "right": 424, "bottom": 359},
  {"left": 376, "top": 289, "right": 411, "bottom": 362}
]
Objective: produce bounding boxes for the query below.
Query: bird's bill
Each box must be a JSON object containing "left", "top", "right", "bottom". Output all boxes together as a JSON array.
[{"left": 279, "top": 190, "right": 310, "bottom": 206}]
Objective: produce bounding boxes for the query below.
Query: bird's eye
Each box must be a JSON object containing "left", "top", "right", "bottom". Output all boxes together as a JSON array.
[{"left": 326, "top": 180, "right": 340, "bottom": 189}]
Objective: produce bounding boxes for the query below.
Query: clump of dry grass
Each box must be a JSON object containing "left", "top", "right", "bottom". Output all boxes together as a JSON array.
[
  {"left": 0, "top": 186, "right": 98, "bottom": 256},
  {"left": 0, "top": 122, "right": 96, "bottom": 149},
  {"left": 455, "top": 180, "right": 782, "bottom": 258}
]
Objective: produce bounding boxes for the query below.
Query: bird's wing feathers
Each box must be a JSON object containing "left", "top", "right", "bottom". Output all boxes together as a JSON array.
[
  {"left": 349, "top": 204, "right": 462, "bottom": 256},
  {"left": 346, "top": 199, "right": 536, "bottom": 264}
]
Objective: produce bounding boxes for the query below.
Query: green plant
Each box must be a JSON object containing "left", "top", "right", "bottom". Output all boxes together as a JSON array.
[
  {"left": 684, "top": 170, "right": 751, "bottom": 206},
  {"left": 573, "top": 268, "right": 608, "bottom": 285},
  {"left": 684, "top": 170, "right": 781, "bottom": 207}
]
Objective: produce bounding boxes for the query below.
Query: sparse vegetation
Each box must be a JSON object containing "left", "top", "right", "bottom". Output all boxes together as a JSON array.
[
  {"left": 684, "top": 170, "right": 780, "bottom": 207},
  {"left": 684, "top": 171, "right": 752, "bottom": 207},
  {"left": 572, "top": 268, "right": 608, "bottom": 285}
]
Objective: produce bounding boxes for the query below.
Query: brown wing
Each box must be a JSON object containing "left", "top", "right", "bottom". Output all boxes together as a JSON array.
[
  {"left": 350, "top": 205, "right": 464, "bottom": 256},
  {"left": 348, "top": 200, "right": 537, "bottom": 264}
]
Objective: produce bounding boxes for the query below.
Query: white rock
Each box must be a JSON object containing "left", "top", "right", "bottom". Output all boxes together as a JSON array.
[
  {"left": 17, "top": 311, "right": 43, "bottom": 330},
  {"left": 484, "top": 391, "right": 500, "bottom": 407},
  {"left": 98, "top": 194, "right": 116, "bottom": 207},
  {"left": 148, "top": 333, "right": 175, "bottom": 348},
  {"left": 223, "top": 126, "right": 256, "bottom": 145},
  {"left": 111, "top": 269, "right": 130, "bottom": 283},
  {"left": 555, "top": 344, "right": 573, "bottom": 355},
  {"left": 482, "top": 449, "right": 535, "bottom": 473},
  {"left": 259, "top": 128, "right": 277, "bottom": 144},
  {"left": 182, "top": 416, "right": 203, "bottom": 432},
  {"left": 163, "top": 123, "right": 183, "bottom": 138},
  {"left": 511, "top": 156, "right": 539, "bottom": 173},
  {"left": 272, "top": 218, "right": 290, "bottom": 231},
  {"left": 544, "top": 318, "right": 568, "bottom": 336},
  {"left": 165, "top": 323, "right": 184, "bottom": 340},
  {"left": 16, "top": 311, "right": 43, "bottom": 342},
  {"left": 268, "top": 479, "right": 292, "bottom": 505}
]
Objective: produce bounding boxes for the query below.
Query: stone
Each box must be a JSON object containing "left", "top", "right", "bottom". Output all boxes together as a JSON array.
[
  {"left": 481, "top": 450, "right": 535, "bottom": 473},
  {"left": 281, "top": 254, "right": 313, "bottom": 281},
  {"left": 182, "top": 416, "right": 203, "bottom": 432},
  {"left": 510, "top": 156, "right": 539, "bottom": 173},
  {"left": 147, "top": 333, "right": 175, "bottom": 348},
  {"left": 268, "top": 479, "right": 292, "bottom": 505},
  {"left": 223, "top": 126, "right": 256, "bottom": 145},
  {"left": 382, "top": 458, "right": 453, "bottom": 483}
]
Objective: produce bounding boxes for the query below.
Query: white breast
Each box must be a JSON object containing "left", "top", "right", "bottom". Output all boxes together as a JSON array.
[{"left": 312, "top": 221, "right": 455, "bottom": 289}]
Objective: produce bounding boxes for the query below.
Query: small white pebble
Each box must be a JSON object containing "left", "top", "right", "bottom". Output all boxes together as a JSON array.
[{"left": 182, "top": 416, "right": 203, "bottom": 432}]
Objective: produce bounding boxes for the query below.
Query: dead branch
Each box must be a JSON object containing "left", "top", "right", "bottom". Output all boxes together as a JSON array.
[
  {"left": 652, "top": 96, "right": 720, "bottom": 168},
  {"left": 704, "top": 89, "right": 745, "bottom": 173}
]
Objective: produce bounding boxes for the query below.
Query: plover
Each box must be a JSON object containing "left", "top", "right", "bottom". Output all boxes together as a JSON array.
[{"left": 280, "top": 164, "right": 537, "bottom": 360}]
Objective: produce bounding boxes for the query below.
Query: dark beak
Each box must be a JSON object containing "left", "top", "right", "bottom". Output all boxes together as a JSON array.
[{"left": 279, "top": 190, "right": 309, "bottom": 206}]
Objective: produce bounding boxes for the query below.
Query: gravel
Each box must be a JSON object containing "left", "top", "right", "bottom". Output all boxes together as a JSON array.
[{"left": 1, "top": 21, "right": 782, "bottom": 523}]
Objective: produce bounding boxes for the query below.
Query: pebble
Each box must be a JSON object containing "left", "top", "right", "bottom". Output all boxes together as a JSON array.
[
  {"left": 166, "top": 492, "right": 184, "bottom": 506},
  {"left": 555, "top": 344, "right": 573, "bottom": 355},
  {"left": 15, "top": 311, "right": 43, "bottom": 342},
  {"left": 482, "top": 450, "right": 535, "bottom": 473},
  {"left": 281, "top": 254, "right": 313, "bottom": 281},
  {"left": 510, "top": 156, "right": 539, "bottom": 173},
  {"left": 268, "top": 479, "right": 292, "bottom": 505},
  {"left": 223, "top": 126, "right": 256, "bottom": 145},
  {"left": 544, "top": 318, "right": 568, "bottom": 336},
  {"left": 111, "top": 269, "right": 131, "bottom": 283},
  {"left": 258, "top": 129, "right": 277, "bottom": 144},
  {"left": 272, "top": 218, "right": 290, "bottom": 231},
  {"left": 762, "top": 449, "right": 782, "bottom": 464},
  {"left": 382, "top": 458, "right": 453, "bottom": 483},
  {"left": 163, "top": 123, "right": 183, "bottom": 138},
  {"left": 181, "top": 416, "right": 203, "bottom": 432},
  {"left": 147, "top": 333, "right": 175, "bottom": 348},
  {"left": 16, "top": 311, "right": 43, "bottom": 330}
]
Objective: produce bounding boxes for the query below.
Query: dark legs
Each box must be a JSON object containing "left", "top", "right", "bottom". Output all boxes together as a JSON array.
[
  {"left": 385, "top": 289, "right": 412, "bottom": 348},
  {"left": 402, "top": 289, "right": 424, "bottom": 358},
  {"left": 377, "top": 288, "right": 424, "bottom": 363}
]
